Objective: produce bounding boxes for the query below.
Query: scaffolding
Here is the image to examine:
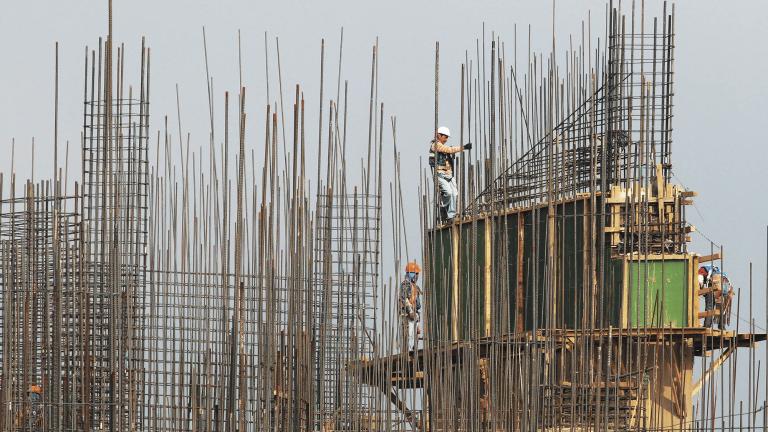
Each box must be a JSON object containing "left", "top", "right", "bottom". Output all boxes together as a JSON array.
[
  {"left": 315, "top": 192, "right": 380, "bottom": 429},
  {"left": 1, "top": 2, "right": 767, "bottom": 431}
]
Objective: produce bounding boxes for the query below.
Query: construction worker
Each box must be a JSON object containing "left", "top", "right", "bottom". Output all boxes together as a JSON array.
[
  {"left": 429, "top": 126, "right": 472, "bottom": 221},
  {"left": 400, "top": 261, "right": 422, "bottom": 352},
  {"left": 717, "top": 273, "right": 735, "bottom": 329},
  {"left": 16, "top": 385, "right": 42, "bottom": 430},
  {"left": 698, "top": 265, "right": 717, "bottom": 327},
  {"left": 697, "top": 264, "right": 734, "bottom": 329}
]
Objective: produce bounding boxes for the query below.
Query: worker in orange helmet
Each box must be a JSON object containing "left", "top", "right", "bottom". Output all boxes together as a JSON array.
[
  {"left": 17, "top": 384, "right": 43, "bottom": 430},
  {"left": 400, "top": 261, "right": 423, "bottom": 352}
]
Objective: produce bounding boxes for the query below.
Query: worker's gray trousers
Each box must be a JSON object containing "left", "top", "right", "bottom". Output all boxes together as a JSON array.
[
  {"left": 402, "top": 315, "right": 420, "bottom": 352},
  {"left": 436, "top": 172, "right": 458, "bottom": 219}
]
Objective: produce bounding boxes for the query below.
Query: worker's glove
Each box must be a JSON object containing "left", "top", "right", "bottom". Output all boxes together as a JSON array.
[{"left": 463, "top": 142, "right": 473, "bottom": 150}]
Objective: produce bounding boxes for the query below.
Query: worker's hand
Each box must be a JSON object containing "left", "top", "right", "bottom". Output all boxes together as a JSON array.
[{"left": 463, "top": 142, "right": 473, "bottom": 150}]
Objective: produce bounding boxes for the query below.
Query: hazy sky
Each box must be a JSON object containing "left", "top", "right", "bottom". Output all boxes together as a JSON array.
[{"left": 2, "top": 0, "right": 767, "bottom": 336}]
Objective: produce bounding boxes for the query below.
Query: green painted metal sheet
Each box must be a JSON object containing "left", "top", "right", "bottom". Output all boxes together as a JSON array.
[
  {"left": 604, "top": 257, "right": 624, "bottom": 327},
  {"left": 559, "top": 200, "right": 585, "bottom": 329},
  {"left": 459, "top": 220, "right": 485, "bottom": 339},
  {"left": 522, "top": 207, "right": 548, "bottom": 331},
  {"left": 628, "top": 259, "right": 688, "bottom": 327},
  {"left": 501, "top": 213, "right": 520, "bottom": 334},
  {"left": 428, "top": 196, "right": 640, "bottom": 341},
  {"left": 427, "top": 227, "right": 453, "bottom": 342}
]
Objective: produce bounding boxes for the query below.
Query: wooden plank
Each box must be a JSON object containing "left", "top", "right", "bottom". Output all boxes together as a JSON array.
[
  {"left": 698, "top": 309, "right": 721, "bottom": 319},
  {"left": 689, "top": 255, "right": 698, "bottom": 327},
  {"left": 697, "top": 287, "right": 720, "bottom": 296},
  {"left": 516, "top": 214, "right": 525, "bottom": 333},
  {"left": 656, "top": 164, "right": 666, "bottom": 226},
  {"left": 697, "top": 252, "right": 721, "bottom": 263},
  {"left": 484, "top": 221, "right": 491, "bottom": 337},
  {"left": 623, "top": 253, "right": 690, "bottom": 261},
  {"left": 691, "top": 345, "right": 735, "bottom": 396},
  {"left": 547, "top": 204, "right": 557, "bottom": 328},
  {"left": 560, "top": 380, "right": 639, "bottom": 390},
  {"left": 429, "top": 195, "right": 594, "bottom": 231}
]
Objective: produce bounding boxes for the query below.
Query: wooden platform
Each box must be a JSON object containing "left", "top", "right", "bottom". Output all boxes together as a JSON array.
[{"left": 351, "top": 327, "right": 766, "bottom": 390}]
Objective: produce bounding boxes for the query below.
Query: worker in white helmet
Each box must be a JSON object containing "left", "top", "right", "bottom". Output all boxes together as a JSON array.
[{"left": 428, "top": 126, "right": 472, "bottom": 221}]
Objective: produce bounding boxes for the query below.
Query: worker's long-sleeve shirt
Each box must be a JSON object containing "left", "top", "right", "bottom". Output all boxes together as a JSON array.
[
  {"left": 430, "top": 140, "right": 463, "bottom": 176},
  {"left": 399, "top": 279, "right": 422, "bottom": 320}
]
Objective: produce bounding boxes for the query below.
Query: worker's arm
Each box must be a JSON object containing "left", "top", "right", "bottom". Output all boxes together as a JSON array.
[{"left": 431, "top": 141, "right": 463, "bottom": 154}]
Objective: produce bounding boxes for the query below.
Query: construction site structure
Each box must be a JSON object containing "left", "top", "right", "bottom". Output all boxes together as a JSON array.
[
  {"left": 0, "top": 1, "right": 385, "bottom": 430},
  {"left": 1, "top": 1, "right": 767, "bottom": 431},
  {"left": 356, "top": 3, "right": 768, "bottom": 431}
]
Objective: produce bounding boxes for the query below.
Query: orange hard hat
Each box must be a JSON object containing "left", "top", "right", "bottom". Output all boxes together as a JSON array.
[
  {"left": 405, "top": 261, "right": 421, "bottom": 273},
  {"left": 29, "top": 385, "right": 42, "bottom": 394}
]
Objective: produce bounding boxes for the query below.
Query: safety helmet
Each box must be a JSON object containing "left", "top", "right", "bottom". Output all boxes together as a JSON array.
[
  {"left": 437, "top": 126, "right": 451, "bottom": 137},
  {"left": 405, "top": 261, "right": 421, "bottom": 273},
  {"left": 29, "top": 385, "right": 42, "bottom": 394}
]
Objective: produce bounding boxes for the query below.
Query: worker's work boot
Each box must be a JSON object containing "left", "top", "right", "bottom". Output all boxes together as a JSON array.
[{"left": 438, "top": 207, "right": 448, "bottom": 223}]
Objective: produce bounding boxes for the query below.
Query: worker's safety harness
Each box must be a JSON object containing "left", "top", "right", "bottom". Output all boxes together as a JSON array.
[{"left": 428, "top": 141, "right": 454, "bottom": 174}]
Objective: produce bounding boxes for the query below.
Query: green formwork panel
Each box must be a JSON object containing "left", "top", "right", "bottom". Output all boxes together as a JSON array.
[
  {"left": 459, "top": 221, "right": 485, "bottom": 339},
  {"left": 628, "top": 259, "right": 688, "bottom": 327},
  {"left": 502, "top": 213, "right": 520, "bottom": 334},
  {"left": 523, "top": 208, "right": 548, "bottom": 332},
  {"left": 604, "top": 257, "right": 624, "bottom": 327},
  {"left": 559, "top": 200, "right": 585, "bottom": 329},
  {"left": 427, "top": 228, "right": 453, "bottom": 342},
  {"left": 489, "top": 216, "right": 508, "bottom": 335}
]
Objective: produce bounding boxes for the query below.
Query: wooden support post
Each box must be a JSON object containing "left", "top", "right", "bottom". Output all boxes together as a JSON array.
[
  {"left": 621, "top": 257, "right": 630, "bottom": 327},
  {"left": 484, "top": 220, "right": 492, "bottom": 336},
  {"left": 451, "top": 224, "right": 459, "bottom": 341},
  {"left": 547, "top": 207, "right": 557, "bottom": 327},
  {"left": 385, "top": 387, "right": 420, "bottom": 431},
  {"left": 655, "top": 164, "right": 666, "bottom": 228},
  {"left": 689, "top": 255, "right": 698, "bottom": 327},
  {"left": 691, "top": 345, "right": 736, "bottom": 396}
]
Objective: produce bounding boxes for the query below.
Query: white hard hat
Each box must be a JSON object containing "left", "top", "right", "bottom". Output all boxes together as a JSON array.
[{"left": 437, "top": 126, "right": 451, "bottom": 137}]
